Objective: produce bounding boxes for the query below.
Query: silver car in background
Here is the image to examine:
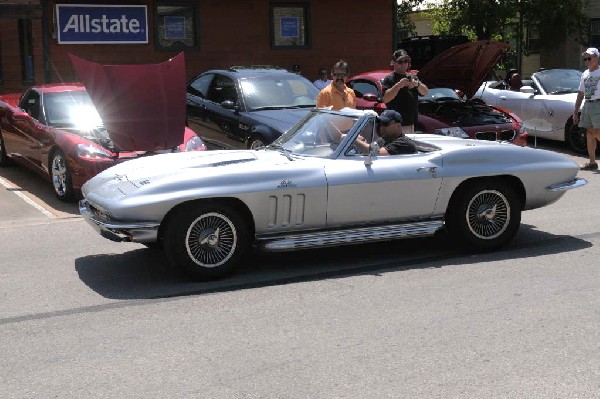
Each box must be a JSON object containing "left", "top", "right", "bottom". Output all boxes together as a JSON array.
[
  {"left": 474, "top": 69, "right": 586, "bottom": 153},
  {"left": 80, "top": 108, "right": 586, "bottom": 280}
]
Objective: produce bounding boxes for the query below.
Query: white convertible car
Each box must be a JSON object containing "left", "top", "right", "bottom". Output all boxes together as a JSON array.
[
  {"left": 474, "top": 69, "right": 586, "bottom": 153},
  {"left": 79, "top": 108, "right": 586, "bottom": 280}
]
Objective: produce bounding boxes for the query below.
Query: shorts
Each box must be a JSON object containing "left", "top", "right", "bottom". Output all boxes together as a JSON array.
[{"left": 579, "top": 101, "right": 600, "bottom": 128}]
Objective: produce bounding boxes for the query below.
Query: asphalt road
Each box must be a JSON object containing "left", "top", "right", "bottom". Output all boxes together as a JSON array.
[{"left": 1, "top": 142, "right": 599, "bottom": 398}]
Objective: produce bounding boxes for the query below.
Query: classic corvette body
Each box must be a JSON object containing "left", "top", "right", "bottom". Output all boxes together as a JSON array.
[
  {"left": 80, "top": 109, "right": 586, "bottom": 280},
  {"left": 474, "top": 69, "right": 585, "bottom": 153}
]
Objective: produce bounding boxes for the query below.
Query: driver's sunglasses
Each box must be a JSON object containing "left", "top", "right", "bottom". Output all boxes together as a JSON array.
[
  {"left": 395, "top": 59, "right": 411, "bottom": 64},
  {"left": 583, "top": 57, "right": 593, "bottom": 61},
  {"left": 333, "top": 73, "right": 347, "bottom": 78}
]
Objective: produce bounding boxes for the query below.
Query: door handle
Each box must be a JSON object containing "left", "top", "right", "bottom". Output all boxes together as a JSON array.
[{"left": 417, "top": 166, "right": 437, "bottom": 177}]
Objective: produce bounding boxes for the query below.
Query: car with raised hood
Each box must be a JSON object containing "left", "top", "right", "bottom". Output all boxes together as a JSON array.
[
  {"left": 0, "top": 53, "right": 206, "bottom": 201},
  {"left": 185, "top": 66, "right": 320, "bottom": 150},
  {"left": 347, "top": 40, "right": 528, "bottom": 146},
  {"left": 79, "top": 108, "right": 585, "bottom": 281},
  {"left": 474, "top": 68, "right": 587, "bottom": 154}
]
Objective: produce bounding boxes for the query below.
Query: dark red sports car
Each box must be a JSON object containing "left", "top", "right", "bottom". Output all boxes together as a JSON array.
[
  {"left": 0, "top": 54, "right": 206, "bottom": 201},
  {"left": 346, "top": 40, "right": 528, "bottom": 146}
]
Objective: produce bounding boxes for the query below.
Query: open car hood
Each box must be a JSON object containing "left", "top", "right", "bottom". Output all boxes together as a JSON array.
[
  {"left": 69, "top": 53, "right": 186, "bottom": 152},
  {"left": 418, "top": 40, "right": 509, "bottom": 99}
]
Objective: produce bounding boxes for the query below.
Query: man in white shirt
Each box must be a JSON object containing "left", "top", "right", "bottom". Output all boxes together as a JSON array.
[
  {"left": 313, "top": 68, "right": 332, "bottom": 90},
  {"left": 574, "top": 47, "right": 600, "bottom": 170}
]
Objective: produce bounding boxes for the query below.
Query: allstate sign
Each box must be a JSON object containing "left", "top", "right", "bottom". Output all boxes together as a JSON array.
[{"left": 56, "top": 4, "right": 148, "bottom": 44}]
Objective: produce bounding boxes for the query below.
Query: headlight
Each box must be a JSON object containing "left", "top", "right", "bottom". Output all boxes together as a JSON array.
[
  {"left": 75, "top": 143, "right": 113, "bottom": 159},
  {"left": 434, "top": 127, "right": 469, "bottom": 138},
  {"left": 184, "top": 135, "right": 207, "bottom": 152}
]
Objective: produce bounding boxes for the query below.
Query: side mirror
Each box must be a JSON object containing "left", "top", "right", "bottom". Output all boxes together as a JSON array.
[
  {"left": 362, "top": 93, "right": 379, "bottom": 102},
  {"left": 365, "top": 141, "right": 379, "bottom": 166},
  {"left": 220, "top": 100, "right": 236, "bottom": 109}
]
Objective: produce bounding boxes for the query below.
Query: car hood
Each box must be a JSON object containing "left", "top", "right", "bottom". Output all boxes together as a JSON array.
[
  {"left": 82, "top": 149, "right": 304, "bottom": 197},
  {"left": 418, "top": 40, "right": 509, "bottom": 99},
  {"left": 249, "top": 108, "right": 313, "bottom": 133},
  {"left": 69, "top": 53, "right": 186, "bottom": 152}
]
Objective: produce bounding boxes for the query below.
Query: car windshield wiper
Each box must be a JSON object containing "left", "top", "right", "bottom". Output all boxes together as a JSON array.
[
  {"left": 266, "top": 143, "right": 294, "bottom": 160},
  {"left": 549, "top": 89, "right": 578, "bottom": 95},
  {"left": 250, "top": 106, "right": 289, "bottom": 111}
]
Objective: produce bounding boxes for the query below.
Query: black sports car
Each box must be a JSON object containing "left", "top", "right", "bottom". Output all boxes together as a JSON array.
[{"left": 186, "top": 66, "right": 320, "bottom": 150}]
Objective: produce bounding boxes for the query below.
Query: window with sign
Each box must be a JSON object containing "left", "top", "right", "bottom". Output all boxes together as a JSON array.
[
  {"left": 270, "top": 3, "right": 310, "bottom": 49},
  {"left": 154, "top": 2, "right": 200, "bottom": 51}
]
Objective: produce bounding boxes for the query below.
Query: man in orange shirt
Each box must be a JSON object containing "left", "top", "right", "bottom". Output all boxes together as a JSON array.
[{"left": 316, "top": 60, "right": 356, "bottom": 110}]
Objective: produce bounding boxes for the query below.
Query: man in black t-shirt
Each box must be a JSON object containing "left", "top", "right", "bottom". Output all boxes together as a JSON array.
[
  {"left": 351, "top": 110, "right": 417, "bottom": 155},
  {"left": 381, "top": 49, "right": 428, "bottom": 134}
]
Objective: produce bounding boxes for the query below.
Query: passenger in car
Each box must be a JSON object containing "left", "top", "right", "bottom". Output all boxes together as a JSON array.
[
  {"left": 350, "top": 110, "right": 417, "bottom": 155},
  {"left": 509, "top": 72, "right": 523, "bottom": 91}
]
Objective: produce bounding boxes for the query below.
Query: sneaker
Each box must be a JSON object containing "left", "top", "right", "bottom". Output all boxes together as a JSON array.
[{"left": 580, "top": 162, "right": 598, "bottom": 170}]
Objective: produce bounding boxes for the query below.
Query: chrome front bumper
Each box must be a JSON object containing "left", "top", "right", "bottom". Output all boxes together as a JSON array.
[
  {"left": 79, "top": 199, "right": 160, "bottom": 243},
  {"left": 547, "top": 177, "right": 587, "bottom": 192}
]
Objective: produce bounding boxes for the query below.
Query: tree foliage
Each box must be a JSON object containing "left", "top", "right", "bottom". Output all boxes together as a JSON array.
[{"left": 421, "top": 0, "right": 587, "bottom": 50}]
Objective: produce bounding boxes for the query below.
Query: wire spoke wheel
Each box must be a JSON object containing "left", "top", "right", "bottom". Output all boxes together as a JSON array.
[
  {"left": 465, "top": 190, "right": 510, "bottom": 240},
  {"left": 186, "top": 212, "right": 237, "bottom": 268}
]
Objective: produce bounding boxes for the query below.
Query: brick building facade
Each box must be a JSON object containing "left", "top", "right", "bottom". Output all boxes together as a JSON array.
[{"left": 0, "top": 0, "right": 396, "bottom": 94}]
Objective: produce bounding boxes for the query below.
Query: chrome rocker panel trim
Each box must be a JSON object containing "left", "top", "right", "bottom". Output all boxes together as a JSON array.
[
  {"left": 256, "top": 219, "right": 444, "bottom": 252},
  {"left": 79, "top": 200, "right": 159, "bottom": 243}
]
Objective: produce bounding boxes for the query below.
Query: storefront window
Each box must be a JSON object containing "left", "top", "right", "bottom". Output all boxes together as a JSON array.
[
  {"left": 154, "top": 2, "right": 200, "bottom": 51},
  {"left": 18, "top": 19, "right": 34, "bottom": 85},
  {"left": 270, "top": 3, "right": 310, "bottom": 49}
]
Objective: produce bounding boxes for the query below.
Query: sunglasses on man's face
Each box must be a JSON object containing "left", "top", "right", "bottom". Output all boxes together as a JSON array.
[
  {"left": 333, "top": 73, "right": 347, "bottom": 78},
  {"left": 395, "top": 59, "right": 411, "bottom": 64},
  {"left": 583, "top": 57, "right": 594, "bottom": 61}
]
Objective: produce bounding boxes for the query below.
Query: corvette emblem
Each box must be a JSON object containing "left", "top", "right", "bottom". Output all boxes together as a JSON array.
[{"left": 277, "top": 179, "right": 296, "bottom": 188}]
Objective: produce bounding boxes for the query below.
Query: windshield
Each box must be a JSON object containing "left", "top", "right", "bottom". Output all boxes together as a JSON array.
[
  {"left": 268, "top": 110, "right": 363, "bottom": 158},
  {"left": 44, "top": 90, "right": 103, "bottom": 129},
  {"left": 420, "top": 87, "right": 462, "bottom": 101},
  {"left": 241, "top": 75, "right": 320, "bottom": 110},
  {"left": 535, "top": 69, "right": 581, "bottom": 94}
]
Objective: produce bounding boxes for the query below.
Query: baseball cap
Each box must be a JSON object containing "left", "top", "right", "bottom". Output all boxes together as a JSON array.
[
  {"left": 378, "top": 110, "right": 403, "bottom": 125},
  {"left": 393, "top": 49, "right": 410, "bottom": 61},
  {"left": 583, "top": 48, "right": 599, "bottom": 57}
]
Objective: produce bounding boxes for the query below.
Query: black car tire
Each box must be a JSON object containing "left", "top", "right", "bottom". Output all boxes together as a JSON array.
[
  {"left": 164, "top": 202, "right": 250, "bottom": 280},
  {"left": 248, "top": 136, "right": 266, "bottom": 150},
  {"left": 565, "top": 118, "right": 587, "bottom": 155},
  {"left": 445, "top": 179, "right": 521, "bottom": 251},
  {"left": 0, "top": 131, "right": 11, "bottom": 166},
  {"left": 50, "top": 149, "right": 75, "bottom": 202}
]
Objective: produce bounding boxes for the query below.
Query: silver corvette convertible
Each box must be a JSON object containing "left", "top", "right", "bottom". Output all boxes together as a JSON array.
[{"left": 79, "top": 108, "right": 586, "bottom": 280}]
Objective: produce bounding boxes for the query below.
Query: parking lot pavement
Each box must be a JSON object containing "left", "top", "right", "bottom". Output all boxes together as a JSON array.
[{"left": 0, "top": 166, "right": 79, "bottom": 225}]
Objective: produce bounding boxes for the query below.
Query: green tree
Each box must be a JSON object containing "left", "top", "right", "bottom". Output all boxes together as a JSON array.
[{"left": 424, "top": 0, "right": 587, "bottom": 50}]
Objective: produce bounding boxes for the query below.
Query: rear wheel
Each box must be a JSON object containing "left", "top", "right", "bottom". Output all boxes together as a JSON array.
[
  {"left": 0, "top": 131, "right": 12, "bottom": 166},
  {"left": 446, "top": 180, "right": 521, "bottom": 251},
  {"left": 565, "top": 118, "right": 587, "bottom": 154},
  {"left": 50, "top": 150, "right": 74, "bottom": 202},
  {"left": 164, "top": 202, "right": 250, "bottom": 280}
]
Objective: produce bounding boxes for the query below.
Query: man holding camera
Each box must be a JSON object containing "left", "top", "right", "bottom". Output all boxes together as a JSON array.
[{"left": 381, "top": 49, "right": 428, "bottom": 134}]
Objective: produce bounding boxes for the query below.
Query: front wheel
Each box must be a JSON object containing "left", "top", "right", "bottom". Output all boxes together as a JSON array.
[
  {"left": 445, "top": 180, "right": 521, "bottom": 251},
  {"left": 248, "top": 136, "right": 266, "bottom": 149},
  {"left": 164, "top": 202, "right": 251, "bottom": 280},
  {"left": 565, "top": 118, "right": 587, "bottom": 154},
  {"left": 50, "top": 150, "right": 74, "bottom": 202}
]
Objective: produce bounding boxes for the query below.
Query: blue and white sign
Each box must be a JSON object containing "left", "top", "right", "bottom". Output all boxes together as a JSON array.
[
  {"left": 280, "top": 17, "right": 299, "bottom": 38},
  {"left": 56, "top": 4, "right": 148, "bottom": 44},
  {"left": 164, "top": 16, "right": 185, "bottom": 40}
]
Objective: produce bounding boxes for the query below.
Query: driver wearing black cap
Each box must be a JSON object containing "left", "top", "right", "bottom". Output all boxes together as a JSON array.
[{"left": 351, "top": 110, "right": 417, "bottom": 155}]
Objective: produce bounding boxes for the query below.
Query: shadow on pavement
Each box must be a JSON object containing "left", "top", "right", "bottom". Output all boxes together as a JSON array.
[
  {"left": 0, "top": 164, "right": 79, "bottom": 216},
  {"left": 75, "top": 224, "right": 592, "bottom": 300}
]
